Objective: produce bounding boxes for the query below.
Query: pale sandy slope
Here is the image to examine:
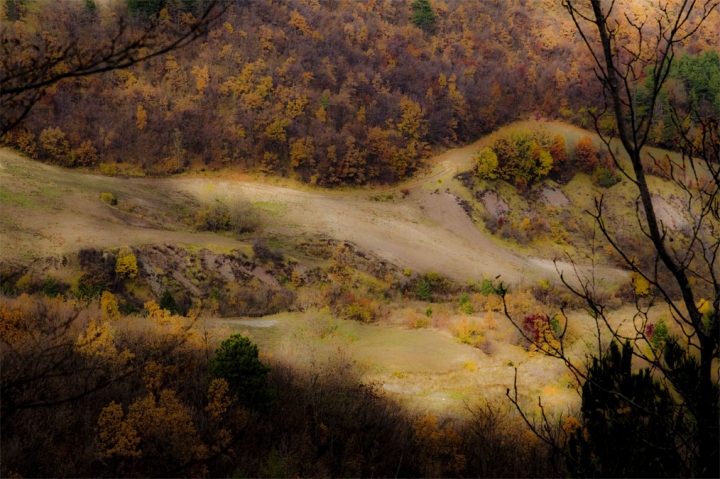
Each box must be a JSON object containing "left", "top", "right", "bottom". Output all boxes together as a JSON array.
[{"left": 0, "top": 123, "right": 625, "bottom": 285}]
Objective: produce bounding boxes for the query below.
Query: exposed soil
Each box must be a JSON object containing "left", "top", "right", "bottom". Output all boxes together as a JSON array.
[
  {"left": 539, "top": 186, "right": 570, "bottom": 207},
  {"left": 650, "top": 194, "right": 689, "bottom": 232},
  {"left": 478, "top": 190, "right": 510, "bottom": 219},
  {"left": 1, "top": 141, "right": 626, "bottom": 286}
]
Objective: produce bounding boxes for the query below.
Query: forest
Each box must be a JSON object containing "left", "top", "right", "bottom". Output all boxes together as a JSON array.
[
  {"left": 1, "top": 0, "right": 719, "bottom": 478},
  {"left": 4, "top": 0, "right": 719, "bottom": 185}
]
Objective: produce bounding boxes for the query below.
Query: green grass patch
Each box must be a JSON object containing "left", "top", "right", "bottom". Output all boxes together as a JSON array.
[
  {"left": 370, "top": 193, "right": 395, "bottom": 202},
  {"left": 39, "top": 186, "right": 63, "bottom": 200},
  {"left": 0, "top": 186, "right": 39, "bottom": 209},
  {"left": 252, "top": 201, "right": 287, "bottom": 216}
]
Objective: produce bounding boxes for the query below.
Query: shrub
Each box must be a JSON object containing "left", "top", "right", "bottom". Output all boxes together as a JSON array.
[
  {"left": 252, "top": 240, "right": 284, "bottom": 264},
  {"left": 592, "top": 166, "right": 621, "bottom": 187},
  {"left": 549, "top": 220, "right": 568, "bottom": 244},
  {"left": 480, "top": 278, "right": 497, "bottom": 296},
  {"left": 100, "top": 291, "right": 120, "bottom": 320},
  {"left": 39, "top": 127, "right": 70, "bottom": 164},
  {"left": 651, "top": 317, "right": 669, "bottom": 348},
  {"left": 2, "top": 281, "right": 17, "bottom": 297},
  {"left": 458, "top": 293, "right": 474, "bottom": 314},
  {"left": 370, "top": 193, "right": 394, "bottom": 202},
  {"left": 522, "top": 313, "right": 550, "bottom": 343},
  {"left": 100, "top": 192, "right": 117, "bottom": 205},
  {"left": 115, "top": 247, "right": 138, "bottom": 279},
  {"left": 73, "top": 140, "right": 99, "bottom": 166},
  {"left": 489, "top": 129, "right": 554, "bottom": 190},
  {"left": 345, "top": 301, "right": 375, "bottom": 323},
  {"left": 15, "top": 274, "right": 32, "bottom": 293},
  {"left": 410, "top": 316, "right": 430, "bottom": 329},
  {"left": 549, "top": 134, "right": 567, "bottom": 172},
  {"left": 98, "top": 162, "right": 119, "bottom": 176},
  {"left": 227, "top": 197, "right": 262, "bottom": 234},
  {"left": 195, "top": 197, "right": 260, "bottom": 234},
  {"left": 630, "top": 272, "right": 651, "bottom": 296},
  {"left": 574, "top": 136, "right": 599, "bottom": 172},
  {"left": 42, "top": 276, "right": 59, "bottom": 297},
  {"left": 423, "top": 272, "right": 450, "bottom": 293},
  {"left": 453, "top": 318, "right": 485, "bottom": 347},
  {"left": 474, "top": 147, "right": 498, "bottom": 180}
]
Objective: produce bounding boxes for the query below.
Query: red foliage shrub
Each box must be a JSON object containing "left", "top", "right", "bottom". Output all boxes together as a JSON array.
[{"left": 522, "top": 313, "right": 549, "bottom": 342}]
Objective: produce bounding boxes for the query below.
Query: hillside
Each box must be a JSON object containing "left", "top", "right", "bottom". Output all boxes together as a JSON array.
[
  {"left": 1, "top": 120, "right": 696, "bottom": 470},
  {"left": 1, "top": 121, "right": 633, "bottom": 286},
  {"left": 3, "top": 119, "right": 696, "bottom": 413},
  {"left": 2, "top": 1, "right": 718, "bottom": 477},
  {"left": 4, "top": 0, "right": 719, "bottom": 185}
]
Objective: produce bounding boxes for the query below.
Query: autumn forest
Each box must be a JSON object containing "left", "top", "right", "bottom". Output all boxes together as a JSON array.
[{"left": 1, "top": 0, "right": 719, "bottom": 478}]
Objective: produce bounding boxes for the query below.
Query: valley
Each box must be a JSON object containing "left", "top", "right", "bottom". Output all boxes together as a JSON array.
[{"left": 2, "top": 120, "right": 684, "bottom": 417}]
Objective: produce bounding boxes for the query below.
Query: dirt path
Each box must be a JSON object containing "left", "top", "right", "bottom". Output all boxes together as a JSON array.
[
  {"left": 0, "top": 122, "right": 627, "bottom": 285},
  {"left": 174, "top": 178, "right": 624, "bottom": 285}
]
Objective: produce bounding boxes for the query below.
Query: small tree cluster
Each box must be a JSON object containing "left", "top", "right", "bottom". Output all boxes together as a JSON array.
[{"left": 474, "top": 130, "right": 561, "bottom": 191}]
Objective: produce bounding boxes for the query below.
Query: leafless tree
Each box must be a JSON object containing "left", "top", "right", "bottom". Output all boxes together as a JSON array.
[{"left": 502, "top": 1, "right": 719, "bottom": 476}]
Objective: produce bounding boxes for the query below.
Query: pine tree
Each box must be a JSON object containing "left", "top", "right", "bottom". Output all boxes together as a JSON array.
[
  {"left": 159, "top": 289, "right": 177, "bottom": 314},
  {"left": 209, "top": 334, "right": 274, "bottom": 411},
  {"left": 416, "top": 279, "right": 433, "bottom": 302},
  {"left": 566, "top": 341, "right": 682, "bottom": 478},
  {"left": 410, "top": 0, "right": 436, "bottom": 32}
]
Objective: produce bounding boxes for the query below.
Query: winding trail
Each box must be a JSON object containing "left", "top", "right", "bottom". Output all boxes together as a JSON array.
[{"left": 0, "top": 121, "right": 627, "bottom": 285}]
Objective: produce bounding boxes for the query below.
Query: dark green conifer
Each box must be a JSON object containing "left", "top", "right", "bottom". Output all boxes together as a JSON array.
[
  {"left": 410, "top": 0, "right": 436, "bottom": 32},
  {"left": 566, "top": 341, "right": 682, "bottom": 478}
]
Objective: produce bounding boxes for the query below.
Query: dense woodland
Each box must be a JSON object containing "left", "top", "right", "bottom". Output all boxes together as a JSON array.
[
  {"left": 2, "top": 1, "right": 720, "bottom": 478},
  {"left": 0, "top": 241, "right": 567, "bottom": 478},
  {"left": 4, "top": 0, "right": 719, "bottom": 185}
]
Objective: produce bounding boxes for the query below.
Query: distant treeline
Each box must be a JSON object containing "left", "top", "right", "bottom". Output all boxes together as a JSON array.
[{"left": 4, "top": 0, "right": 719, "bottom": 185}]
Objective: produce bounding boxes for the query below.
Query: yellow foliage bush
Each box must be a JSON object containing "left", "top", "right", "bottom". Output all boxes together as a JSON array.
[
  {"left": 99, "top": 162, "right": 119, "bottom": 176},
  {"left": 345, "top": 301, "right": 376, "bottom": 323},
  {"left": 101, "top": 291, "right": 120, "bottom": 321},
  {"left": 96, "top": 389, "right": 208, "bottom": 465},
  {"left": 100, "top": 192, "right": 117, "bottom": 206},
  {"left": 697, "top": 298, "right": 712, "bottom": 315},
  {"left": 452, "top": 318, "right": 485, "bottom": 347},
  {"left": 549, "top": 219, "right": 568, "bottom": 244},
  {"left": 15, "top": 274, "right": 32, "bottom": 293},
  {"left": 406, "top": 310, "right": 430, "bottom": 329},
  {"left": 0, "top": 303, "right": 28, "bottom": 345},
  {"left": 116, "top": 248, "right": 138, "bottom": 279},
  {"left": 39, "top": 126, "right": 70, "bottom": 163},
  {"left": 503, "top": 290, "right": 537, "bottom": 317},
  {"left": 73, "top": 140, "right": 99, "bottom": 166},
  {"left": 630, "top": 272, "right": 651, "bottom": 296}
]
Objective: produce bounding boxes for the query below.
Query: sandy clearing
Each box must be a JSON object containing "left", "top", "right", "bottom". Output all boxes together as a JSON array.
[
  {"left": 215, "top": 311, "right": 581, "bottom": 414},
  {"left": 1, "top": 143, "right": 627, "bottom": 285},
  {"left": 176, "top": 179, "right": 536, "bottom": 283},
  {"left": 174, "top": 179, "right": 626, "bottom": 285}
]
